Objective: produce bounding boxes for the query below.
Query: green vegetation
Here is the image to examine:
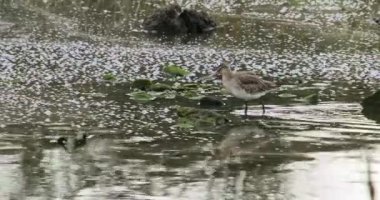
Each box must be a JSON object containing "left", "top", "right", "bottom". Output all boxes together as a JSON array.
[
  {"left": 127, "top": 76, "right": 219, "bottom": 103},
  {"left": 103, "top": 72, "right": 116, "bottom": 81},
  {"left": 150, "top": 83, "right": 172, "bottom": 92},
  {"left": 128, "top": 91, "right": 156, "bottom": 102},
  {"left": 163, "top": 64, "right": 190, "bottom": 77},
  {"left": 174, "top": 106, "right": 230, "bottom": 129}
]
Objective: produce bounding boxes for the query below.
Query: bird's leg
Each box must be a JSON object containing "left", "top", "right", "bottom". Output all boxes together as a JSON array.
[
  {"left": 244, "top": 101, "right": 248, "bottom": 117},
  {"left": 260, "top": 99, "right": 265, "bottom": 115}
]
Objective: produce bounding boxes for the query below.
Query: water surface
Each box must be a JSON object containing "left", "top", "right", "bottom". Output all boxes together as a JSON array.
[{"left": 0, "top": 0, "right": 379, "bottom": 199}]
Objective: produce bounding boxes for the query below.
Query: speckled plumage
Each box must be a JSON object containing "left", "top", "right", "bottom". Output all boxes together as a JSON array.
[{"left": 216, "top": 63, "right": 278, "bottom": 116}]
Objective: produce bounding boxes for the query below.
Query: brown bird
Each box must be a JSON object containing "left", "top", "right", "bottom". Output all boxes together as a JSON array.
[{"left": 215, "top": 63, "right": 278, "bottom": 116}]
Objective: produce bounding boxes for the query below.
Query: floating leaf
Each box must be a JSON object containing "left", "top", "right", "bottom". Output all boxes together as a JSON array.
[
  {"left": 176, "top": 106, "right": 198, "bottom": 117},
  {"left": 161, "top": 90, "right": 176, "bottom": 99},
  {"left": 173, "top": 118, "right": 195, "bottom": 129},
  {"left": 181, "top": 90, "right": 205, "bottom": 100},
  {"left": 181, "top": 83, "right": 198, "bottom": 90},
  {"left": 163, "top": 64, "right": 190, "bottom": 77},
  {"left": 103, "top": 72, "right": 116, "bottom": 81},
  {"left": 199, "top": 83, "right": 217, "bottom": 90},
  {"left": 195, "top": 110, "right": 229, "bottom": 126},
  {"left": 175, "top": 106, "right": 229, "bottom": 129},
  {"left": 151, "top": 83, "right": 172, "bottom": 92},
  {"left": 128, "top": 91, "right": 156, "bottom": 102},
  {"left": 146, "top": 91, "right": 164, "bottom": 97},
  {"left": 132, "top": 79, "right": 152, "bottom": 91}
]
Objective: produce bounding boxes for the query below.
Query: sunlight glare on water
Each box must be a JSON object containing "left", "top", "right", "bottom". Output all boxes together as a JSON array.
[{"left": 0, "top": 0, "right": 379, "bottom": 199}]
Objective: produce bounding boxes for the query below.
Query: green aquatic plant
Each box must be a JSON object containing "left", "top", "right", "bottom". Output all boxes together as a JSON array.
[
  {"left": 128, "top": 90, "right": 177, "bottom": 102},
  {"left": 103, "top": 72, "right": 116, "bottom": 81},
  {"left": 288, "top": 0, "right": 301, "bottom": 7},
  {"left": 179, "top": 83, "right": 198, "bottom": 90},
  {"left": 175, "top": 106, "right": 229, "bottom": 129},
  {"left": 174, "top": 118, "right": 196, "bottom": 129},
  {"left": 180, "top": 90, "right": 205, "bottom": 100},
  {"left": 150, "top": 83, "right": 172, "bottom": 92},
  {"left": 129, "top": 79, "right": 218, "bottom": 102},
  {"left": 128, "top": 91, "right": 157, "bottom": 102},
  {"left": 163, "top": 64, "right": 190, "bottom": 77},
  {"left": 176, "top": 106, "right": 199, "bottom": 117},
  {"left": 160, "top": 90, "right": 176, "bottom": 99}
]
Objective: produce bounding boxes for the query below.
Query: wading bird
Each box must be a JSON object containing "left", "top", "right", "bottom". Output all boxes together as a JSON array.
[{"left": 215, "top": 63, "right": 278, "bottom": 117}]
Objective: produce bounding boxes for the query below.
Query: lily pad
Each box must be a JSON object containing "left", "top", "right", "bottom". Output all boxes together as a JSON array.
[
  {"left": 173, "top": 118, "right": 195, "bottom": 129},
  {"left": 128, "top": 91, "right": 156, "bottom": 102},
  {"left": 159, "top": 90, "right": 176, "bottom": 99},
  {"left": 180, "top": 83, "right": 198, "bottom": 90},
  {"left": 151, "top": 83, "right": 172, "bottom": 92},
  {"left": 132, "top": 79, "right": 153, "bottom": 91},
  {"left": 175, "top": 106, "right": 229, "bottom": 129},
  {"left": 163, "top": 64, "right": 190, "bottom": 77},
  {"left": 180, "top": 90, "right": 205, "bottom": 100},
  {"left": 103, "top": 72, "right": 116, "bottom": 81},
  {"left": 176, "top": 106, "right": 198, "bottom": 117}
]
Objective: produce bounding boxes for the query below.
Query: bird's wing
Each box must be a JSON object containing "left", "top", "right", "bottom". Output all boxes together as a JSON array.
[{"left": 235, "top": 73, "right": 277, "bottom": 93}]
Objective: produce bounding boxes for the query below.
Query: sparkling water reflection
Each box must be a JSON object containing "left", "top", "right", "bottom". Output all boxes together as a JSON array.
[{"left": 0, "top": 0, "right": 379, "bottom": 199}]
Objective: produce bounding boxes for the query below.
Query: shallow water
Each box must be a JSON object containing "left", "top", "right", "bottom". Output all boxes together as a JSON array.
[{"left": 0, "top": 0, "right": 380, "bottom": 199}]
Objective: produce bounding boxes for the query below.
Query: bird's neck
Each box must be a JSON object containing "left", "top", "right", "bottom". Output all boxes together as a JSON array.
[{"left": 222, "top": 69, "right": 233, "bottom": 80}]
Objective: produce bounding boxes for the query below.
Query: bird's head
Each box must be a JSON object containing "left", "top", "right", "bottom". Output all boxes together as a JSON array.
[
  {"left": 195, "top": 62, "right": 231, "bottom": 82},
  {"left": 214, "top": 62, "right": 231, "bottom": 79}
]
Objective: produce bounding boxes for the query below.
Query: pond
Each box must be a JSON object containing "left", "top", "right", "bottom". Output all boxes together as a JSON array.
[{"left": 0, "top": 0, "right": 379, "bottom": 199}]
